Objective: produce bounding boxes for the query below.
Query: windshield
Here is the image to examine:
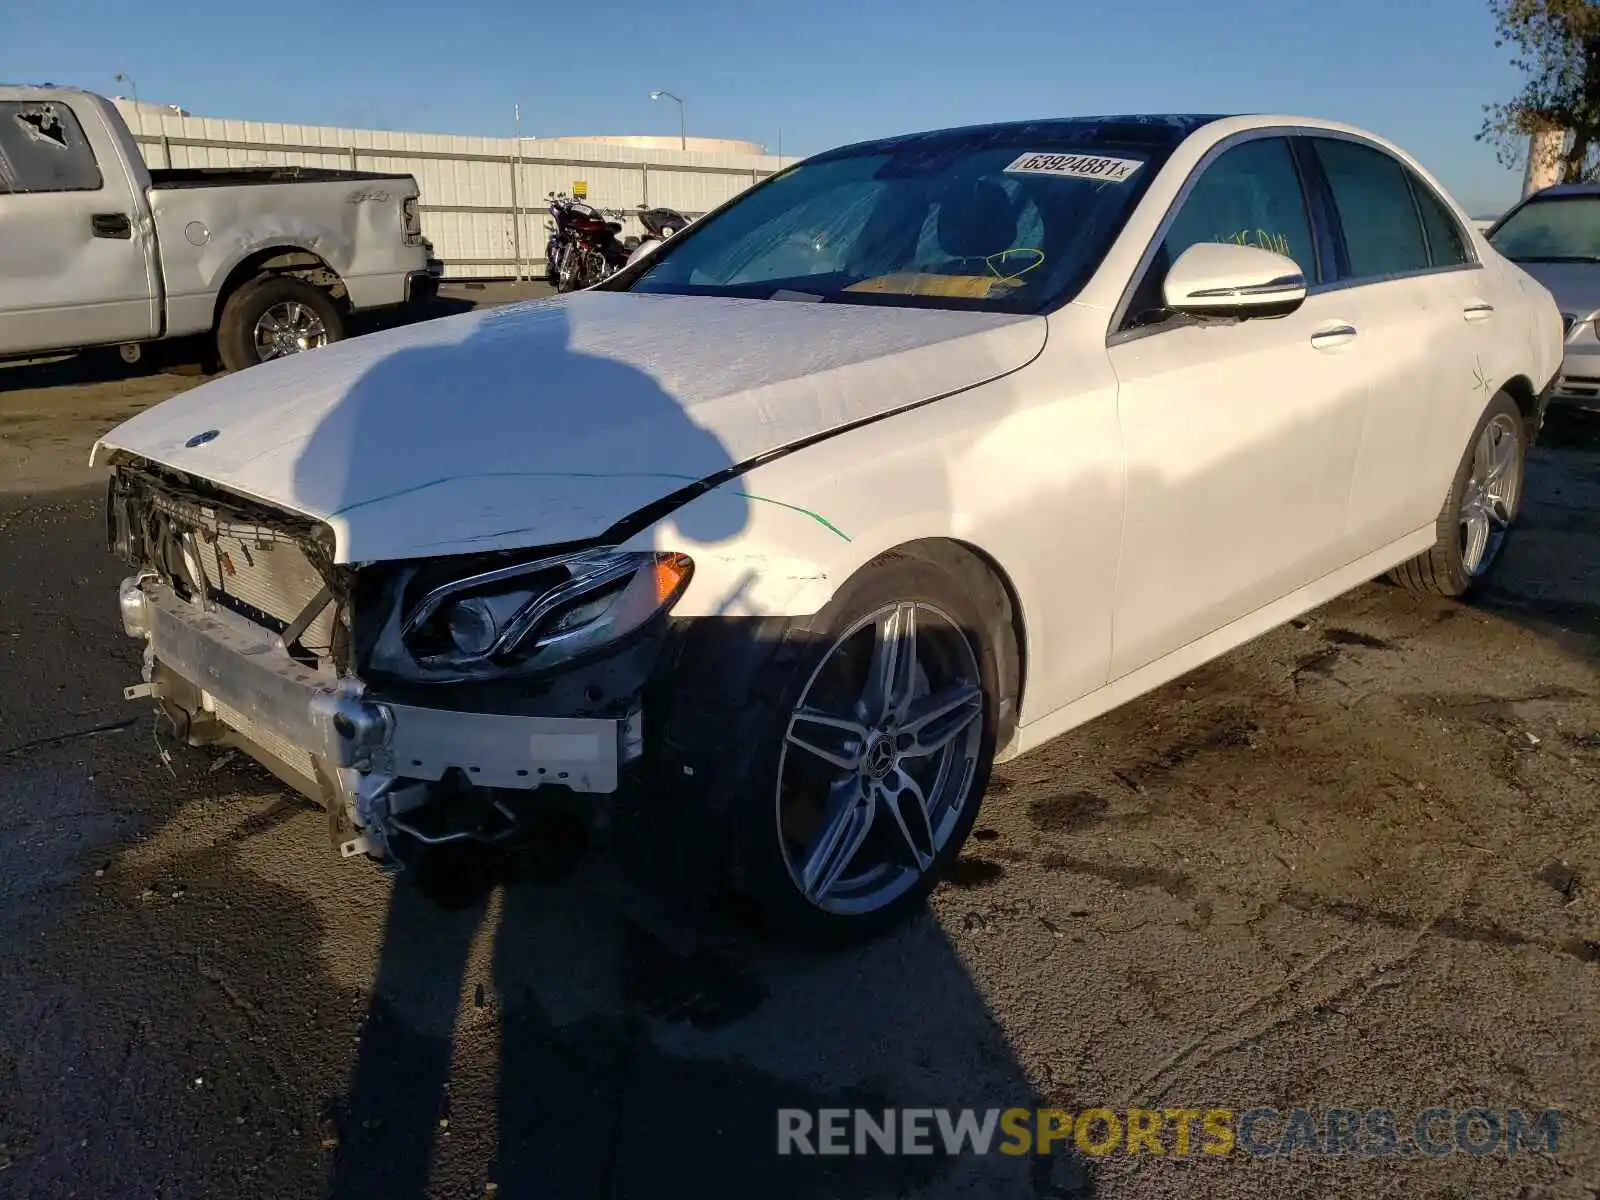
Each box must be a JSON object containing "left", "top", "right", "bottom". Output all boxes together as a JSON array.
[
  {"left": 1490, "top": 195, "right": 1600, "bottom": 262},
  {"left": 625, "top": 125, "right": 1179, "bottom": 313}
]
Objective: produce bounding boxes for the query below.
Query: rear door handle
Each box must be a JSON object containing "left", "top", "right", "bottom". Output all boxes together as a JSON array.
[
  {"left": 1462, "top": 302, "right": 1495, "bottom": 321},
  {"left": 1310, "top": 324, "right": 1358, "bottom": 350},
  {"left": 91, "top": 212, "right": 132, "bottom": 239}
]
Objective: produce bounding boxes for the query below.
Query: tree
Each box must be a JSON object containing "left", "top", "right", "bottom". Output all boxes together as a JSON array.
[{"left": 1480, "top": 0, "right": 1600, "bottom": 183}]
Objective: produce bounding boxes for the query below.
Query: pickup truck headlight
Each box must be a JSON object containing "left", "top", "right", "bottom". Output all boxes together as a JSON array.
[{"left": 392, "top": 550, "right": 692, "bottom": 678}]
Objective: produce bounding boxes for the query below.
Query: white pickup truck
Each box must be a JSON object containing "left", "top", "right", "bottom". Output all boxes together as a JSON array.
[{"left": 0, "top": 86, "right": 441, "bottom": 371}]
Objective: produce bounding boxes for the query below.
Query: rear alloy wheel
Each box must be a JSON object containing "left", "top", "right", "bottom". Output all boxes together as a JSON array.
[
  {"left": 217, "top": 275, "right": 344, "bottom": 372},
  {"left": 1458, "top": 411, "right": 1523, "bottom": 577},
  {"left": 252, "top": 299, "right": 330, "bottom": 361},
  {"left": 1390, "top": 391, "right": 1526, "bottom": 597}
]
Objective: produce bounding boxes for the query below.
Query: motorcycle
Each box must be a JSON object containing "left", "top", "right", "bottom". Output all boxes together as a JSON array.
[
  {"left": 625, "top": 203, "right": 692, "bottom": 268},
  {"left": 543, "top": 191, "right": 636, "bottom": 292}
]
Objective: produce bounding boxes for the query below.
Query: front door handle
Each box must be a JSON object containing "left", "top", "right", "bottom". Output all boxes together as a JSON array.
[
  {"left": 1310, "top": 324, "right": 1358, "bottom": 350},
  {"left": 1462, "top": 302, "right": 1495, "bottom": 321},
  {"left": 91, "top": 212, "right": 132, "bottom": 239}
]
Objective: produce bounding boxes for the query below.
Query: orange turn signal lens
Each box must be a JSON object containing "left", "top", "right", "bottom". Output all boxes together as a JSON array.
[{"left": 650, "top": 553, "right": 693, "bottom": 604}]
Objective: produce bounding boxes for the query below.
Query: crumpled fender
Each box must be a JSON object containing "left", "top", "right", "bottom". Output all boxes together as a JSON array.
[{"left": 197, "top": 220, "right": 352, "bottom": 288}]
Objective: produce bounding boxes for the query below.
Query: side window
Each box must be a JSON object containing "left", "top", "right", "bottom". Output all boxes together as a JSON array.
[
  {"left": 1123, "top": 136, "right": 1316, "bottom": 328},
  {"left": 0, "top": 101, "right": 103, "bottom": 194},
  {"left": 1312, "top": 138, "right": 1429, "bottom": 280},
  {"left": 1410, "top": 175, "right": 1472, "bottom": 267}
]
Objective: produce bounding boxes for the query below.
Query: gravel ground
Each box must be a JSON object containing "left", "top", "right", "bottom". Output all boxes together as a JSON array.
[{"left": 1, "top": 288, "right": 1597, "bottom": 1199}]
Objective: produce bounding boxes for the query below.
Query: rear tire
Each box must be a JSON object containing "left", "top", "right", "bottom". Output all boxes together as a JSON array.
[
  {"left": 1389, "top": 390, "right": 1526, "bottom": 597},
  {"left": 216, "top": 275, "right": 344, "bottom": 372}
]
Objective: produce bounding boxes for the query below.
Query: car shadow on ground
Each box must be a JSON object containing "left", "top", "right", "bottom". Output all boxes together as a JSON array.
[{"left": 325, "top": 836, "right": 1096, "bottom": 1199}]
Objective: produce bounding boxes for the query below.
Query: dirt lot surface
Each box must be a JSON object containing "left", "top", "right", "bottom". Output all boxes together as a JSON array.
[{"left": 1, "top": 286, "right": 1597, "bottom": 1199}]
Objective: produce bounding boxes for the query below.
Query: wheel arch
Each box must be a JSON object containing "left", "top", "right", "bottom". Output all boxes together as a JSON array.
[
  {"left": 891, "top": 537, "right": 1028, "bottom": 755},
  {"left": 211, "top": 244, "right": 348, "bottom": 328},
  {"left": 1498, "top": 372, "right": 1542, "bottom": 446}
]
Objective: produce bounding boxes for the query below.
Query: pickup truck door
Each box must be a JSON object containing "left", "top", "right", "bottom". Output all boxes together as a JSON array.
[{"left": 0, "top": 96, "right": 159, "bottom": 356}]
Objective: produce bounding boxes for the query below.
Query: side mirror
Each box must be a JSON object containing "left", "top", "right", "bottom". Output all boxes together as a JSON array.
[{"left": 1162, "top": 242, "right": 1307, "bottom": 320}]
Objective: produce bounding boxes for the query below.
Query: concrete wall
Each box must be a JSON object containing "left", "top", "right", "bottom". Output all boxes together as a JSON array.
[
  {"left": 113, "top": 100, "right": 797, "bottom": 279},
  {"left": 548, "top": 134, "right": 767, "bottom": 155}
]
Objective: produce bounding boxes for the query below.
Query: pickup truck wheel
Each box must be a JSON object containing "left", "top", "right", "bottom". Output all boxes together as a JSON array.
[
  {"left": 1389, "top": 391, "right": 1526, "bottom": 597},
  {"left": 217, "top": 276, "right": 343, "bottom": 371}
]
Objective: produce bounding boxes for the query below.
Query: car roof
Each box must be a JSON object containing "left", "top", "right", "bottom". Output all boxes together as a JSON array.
[
  {"left": 1531, "top": 183, "right": 1600, "bottom": 198},
  {"left": 799, "top": 114, "right": 1444, "bottom": 168},
  {"left": 811, "top": 115, "right": 1236, "bottom": 161}
]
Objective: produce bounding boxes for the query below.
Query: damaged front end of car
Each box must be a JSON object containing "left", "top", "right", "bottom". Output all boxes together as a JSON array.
[{"left": 107, "top": 458, "right": 692, "bottom": 869}]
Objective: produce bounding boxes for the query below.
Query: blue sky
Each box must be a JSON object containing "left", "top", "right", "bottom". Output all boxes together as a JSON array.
[{"left": 5, "top": 0, "right": 1527, "bottom": 214}]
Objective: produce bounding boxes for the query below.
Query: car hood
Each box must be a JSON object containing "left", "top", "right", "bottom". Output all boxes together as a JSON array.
[
  {"left": 1507, "top": 260, "right": 1600, "bottom": 321},
  {"left": 94, "top": 291, "right": 1044, "bottom": 562}
]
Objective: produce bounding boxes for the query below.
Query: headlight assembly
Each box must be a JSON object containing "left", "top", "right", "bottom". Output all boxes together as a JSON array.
[{"left": 377, "top": 549, "right": 692, "bottom": 680}]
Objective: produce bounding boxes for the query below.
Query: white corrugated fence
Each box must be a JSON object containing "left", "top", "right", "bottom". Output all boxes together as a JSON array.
[{"left": 113, "top": 100, "right": 796, "bottom": 279}]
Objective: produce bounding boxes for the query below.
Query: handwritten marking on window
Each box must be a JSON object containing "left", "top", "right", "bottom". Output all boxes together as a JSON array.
[{"left": 1217, "top": 229, "right": 1292, "bottom": 257}]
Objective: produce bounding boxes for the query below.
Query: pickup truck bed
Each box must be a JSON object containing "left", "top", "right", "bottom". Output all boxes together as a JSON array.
[{"left": 148, "top": 166, "right": 416, "bottom": 189}]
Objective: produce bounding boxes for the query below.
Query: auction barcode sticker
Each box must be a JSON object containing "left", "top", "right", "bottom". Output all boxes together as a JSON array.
[{"left": 1004, "top": 152, "right": 1143, "bottom": 183}]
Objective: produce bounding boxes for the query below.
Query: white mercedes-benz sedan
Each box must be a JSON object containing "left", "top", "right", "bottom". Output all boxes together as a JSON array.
[{"left": 96, "top": 113, "right": 1563, "bottom": 942}]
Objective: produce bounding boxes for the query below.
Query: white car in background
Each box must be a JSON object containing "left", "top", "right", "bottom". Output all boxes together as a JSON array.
[
  {"left": 98, "top": 113, "right": 1562, "bottom": 943},
  {"left": 1487, "top": 183, "right": 1600, "bottom": 411}
]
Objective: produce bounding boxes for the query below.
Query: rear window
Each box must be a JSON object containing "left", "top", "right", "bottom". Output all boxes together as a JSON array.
[
  {"left": 0, "top": 101, "right": 103, "bottom": 193},
  {"left": 1412, "top": 176, "right": 1472, "bottom": 267},
  {"left": 1312, "top": 137, "right": 1430, "bottom": 280}
]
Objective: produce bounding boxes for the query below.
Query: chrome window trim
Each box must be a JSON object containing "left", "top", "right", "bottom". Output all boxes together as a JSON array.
[
  {"left": 1303, "top": 259, "right": 1483, "bottom": 297},
  {"left": 1105, "top": 125, "right": 1481, "bottom": 347}
]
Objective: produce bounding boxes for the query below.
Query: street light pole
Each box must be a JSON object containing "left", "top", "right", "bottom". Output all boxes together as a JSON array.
[
  {"left": 513, "top": 104, "right": 522, "bottom": 281},
  {"left": 649, "top": 90, "right": 686, "bottom": 151},
  {"left": 114, "top": 72, "right": 142, "bottom": 137}
]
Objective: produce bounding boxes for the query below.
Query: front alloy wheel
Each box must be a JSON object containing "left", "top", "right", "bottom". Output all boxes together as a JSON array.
[{"left": 776, "top": 599, "right": 985, "bottom": 918}]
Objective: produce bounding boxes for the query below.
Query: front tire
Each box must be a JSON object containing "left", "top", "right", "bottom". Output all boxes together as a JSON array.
[
  {"left": 659, "top": 551, "right": 1004, "bottom": 945},
  {"left": 216, "top": 275, "right": 343, "bottom": 372},
  {"left": 555, "top": 245, "right": 584, "bottom": 293},
  {"left": 1390, "top": 390, "right": 1526, "bottom": 597}
]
